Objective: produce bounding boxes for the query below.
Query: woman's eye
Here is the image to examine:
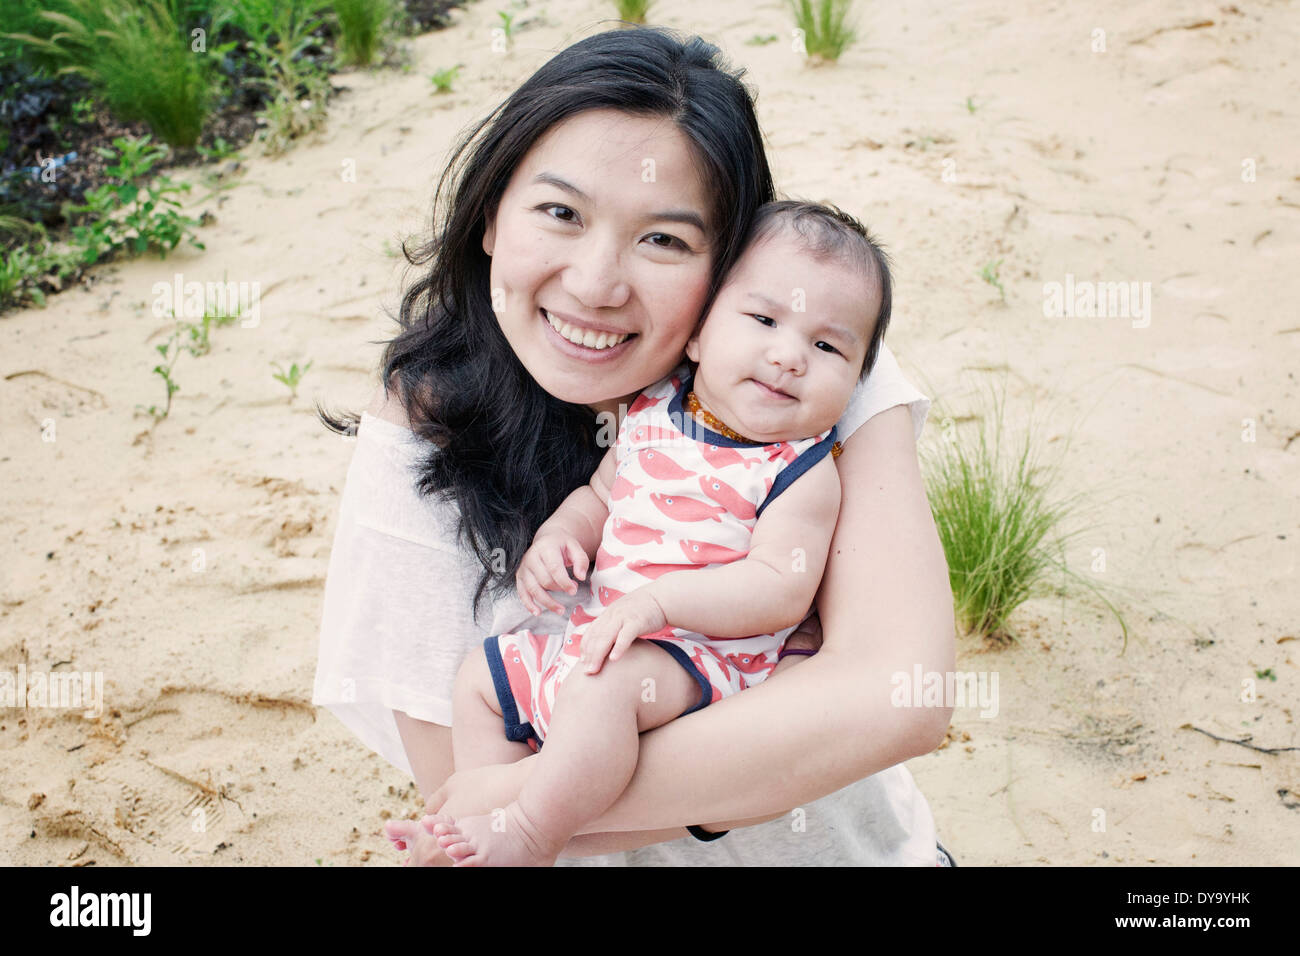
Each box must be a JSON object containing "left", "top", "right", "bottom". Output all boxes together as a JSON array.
[
  {"left": 646, "top": 232, "right": 687, "bottom": 251},
  {"left": 750, "top": 314, "right": 775, "bottom": 327},
  {"left": 816, "top": 341, "right": 841, "bottom": 355},
  {"left": 541, "top": 204, "right": 578, "bottom": 223}
]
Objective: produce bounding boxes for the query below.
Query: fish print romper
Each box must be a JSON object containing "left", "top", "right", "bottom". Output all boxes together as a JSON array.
[{"left": 483, "top": 362, "right": 838, "bottom": 751}]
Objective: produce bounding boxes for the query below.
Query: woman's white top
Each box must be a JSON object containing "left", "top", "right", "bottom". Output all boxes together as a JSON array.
[{"left": 312, "top": 342, "right": 940, "bottom": 865}]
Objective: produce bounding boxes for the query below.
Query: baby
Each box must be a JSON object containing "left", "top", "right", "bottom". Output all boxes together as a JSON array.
[{"left": 432, "top": 199, "right": 893, "bottom": 866}]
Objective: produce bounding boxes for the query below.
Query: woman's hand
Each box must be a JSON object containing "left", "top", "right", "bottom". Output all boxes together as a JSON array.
[
  {"left": 516, "top": 532, "right": 588, "bottom": 615},
  {"left": 424, "top": 758, "right": 534, "bottom": 818}
]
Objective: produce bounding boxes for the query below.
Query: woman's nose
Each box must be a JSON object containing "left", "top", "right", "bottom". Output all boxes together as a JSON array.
[{"left": 560, "top": 232, "right": 631, "bottom": 311}]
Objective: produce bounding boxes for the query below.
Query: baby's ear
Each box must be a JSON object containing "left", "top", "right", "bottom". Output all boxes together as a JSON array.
[{"left": 684, "top": 333, "right": 701, "bottom": 364}]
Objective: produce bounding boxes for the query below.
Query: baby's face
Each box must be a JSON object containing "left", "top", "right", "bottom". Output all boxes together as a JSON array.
[{"left": 685, "top": 231, "right": 878, "bottom": 444}]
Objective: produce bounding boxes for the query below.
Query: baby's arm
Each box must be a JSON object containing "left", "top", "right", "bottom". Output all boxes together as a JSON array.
[
  {"left": 648, "top": 453, "right": 841, "bottom": 636},
  {"left": 516, "top": 445, "right": 617, "bottom": 615},
  {"left": 579, "top": 454, "right": 841, "bottom": 669}
]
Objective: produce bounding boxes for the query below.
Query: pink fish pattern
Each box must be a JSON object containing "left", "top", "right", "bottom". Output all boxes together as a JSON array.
[{"left": 491, "top": 362, "right": 835, "bottom": 745}]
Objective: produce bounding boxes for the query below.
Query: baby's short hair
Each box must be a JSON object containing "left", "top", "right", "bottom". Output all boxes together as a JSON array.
[{"left": 744, "top": 200, "right": 893, "bottom": 381}]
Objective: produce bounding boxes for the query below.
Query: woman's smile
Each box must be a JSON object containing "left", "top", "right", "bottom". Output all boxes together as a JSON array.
[
  {"left": 542, "top": 306, "right": 635, "bottom": 348},
  {"left": 539, "top": 307, "right": 638, "bottom": 362}
]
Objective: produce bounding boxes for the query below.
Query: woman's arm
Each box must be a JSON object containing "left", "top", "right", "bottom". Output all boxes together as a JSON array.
[{"left": 430, "top": 405, "right": 955, "bottom": 834}]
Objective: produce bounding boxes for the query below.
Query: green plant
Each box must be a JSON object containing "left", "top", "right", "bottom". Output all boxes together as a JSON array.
[
  {"left": 186, "top": 298, "right": 243, "bottom": 355},
  {"left": 745, "top": 34, "right": 779, "bottom": 45},
  {"left": 979, "top": 259, "right": 1005, "bottom": 301},
  {"left": 225, "top": 0, "right": 333, "bottom": 154},
  {"left": 496, "top": 10, "right": 515, "bottom": 46},
  {"left": 137, "top": 287, "right": 243, "bottom": 420},
  {"left": 271, "top": 359, "right": 313, "bottom": 398},
  {"left": 70, "top": 95, "right": 95, "bottom": 124},
  {"left": 331, "top": 0, "right": 397, "bottom": 67},
  {"left": 0, "top": 214, "right": 85, "bottom": 312},
  {"left": 787, "top": 0, "right": 857, "bottom": 63},
  {"left": 196, "top": 136, "right": 239, "bottom": 163},
  {"left": 138, "top": 325, "right": 186, "bottom": 421},
  {"left": 922, "top": 388, "right": 1128, "bottom": 647},
  {"left": 4, "top": 0, "right": 221, "bottom": 148},
  {"left": 1255, "top": 667, "right": 1276, "bottom": 681},
  {"left": 613, "top": 0, "right": 653, "bottom": 24},
  {"left": 0, "top": 244, "right": 49, "bottom": 309},
  {"left": 429, "top": 65, "right": 460, "bottom": 93},
  {"left": 65, "top": 135, "right": 206, "bottom": 264},
  {"left": 965, "top": 95, "right": 977, "bottom": 114}
]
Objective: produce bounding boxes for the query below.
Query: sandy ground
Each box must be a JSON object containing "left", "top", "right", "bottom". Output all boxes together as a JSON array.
[{"left": 2, "top": 0, "right": 1297, "bottom": 866}]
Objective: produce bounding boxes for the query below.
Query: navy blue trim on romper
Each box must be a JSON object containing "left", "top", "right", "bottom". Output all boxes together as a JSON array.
[
  {"left": 483, "top": 635, "right": 543, "bottom": 751},
  {"left": 665, "top": 366, "right": 838, "bottom": 521},
  {"left": 481, "top": 635, "right": 713, "bottom": 752},
  {"left": 486, "top": 631, "right": 724, "bottom": 841}
]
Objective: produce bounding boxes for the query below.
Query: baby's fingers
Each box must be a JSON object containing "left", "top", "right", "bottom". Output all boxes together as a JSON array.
[
  {"left": 564, "top": 537, "right": 589, "bottom": 582},
  {"left": 606, "top": 623, "right": 640, "bottom": 664},
  {"left": 580, "top": 629, "right": 614, "bottom": 675},
  {"left": 540, "top": 546, "right": 577, "bottom": 596},
  {"left": 518, "top": 567, "right": 562, "bottom": 615}
]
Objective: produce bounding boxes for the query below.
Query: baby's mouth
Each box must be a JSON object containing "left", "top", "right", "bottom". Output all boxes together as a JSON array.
[{"left": 541, "top": 308, "right": 634, "bottom": 350}]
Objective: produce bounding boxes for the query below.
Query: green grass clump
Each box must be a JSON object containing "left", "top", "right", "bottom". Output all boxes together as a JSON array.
[
  {"left": 225, "top": 0, "right": 332, "bottom": 154},
  {"left": 429, "top": 65, "right": 460, "bottom": 93},
  {"left": 613, "top": 0, "right": 653, "bottom": 24},
  {"left": 923, "top": 387, "right": 1127, "bottom": 647},
  {"left": 788, "top": 0, "right": 857, "bottom": 63},
  {"left": 331, "top": 0, "right": 398, "bottom": 67},
  {"left": 4, "top": 0, "right": 219, "bottom": 148}
]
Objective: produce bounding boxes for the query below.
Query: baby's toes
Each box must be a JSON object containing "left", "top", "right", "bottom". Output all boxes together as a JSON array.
[
  {"left": 442, "top": 838, "right": 475, "bottom": 862},
  {"left": 384, "top": 819, "right": 420, "bottom": 848},
  {"left": 421, "top": 812, "right": 453, "bottom": 835}
]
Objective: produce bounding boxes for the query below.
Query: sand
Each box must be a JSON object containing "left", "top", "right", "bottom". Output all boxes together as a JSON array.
[{"left": 1, "top": 0, "right": 1296, "bottom": 866}]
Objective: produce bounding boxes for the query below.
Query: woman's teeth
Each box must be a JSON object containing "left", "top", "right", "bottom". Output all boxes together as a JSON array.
[{"left": 543, "top": 309, "right": 630, "bottom": 350}]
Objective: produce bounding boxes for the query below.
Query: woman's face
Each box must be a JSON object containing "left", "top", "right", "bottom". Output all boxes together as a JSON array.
[{"left": 482, "top": 109, "right": 715, "bottom": 419}]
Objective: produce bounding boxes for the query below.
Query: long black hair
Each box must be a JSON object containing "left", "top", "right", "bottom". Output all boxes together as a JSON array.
[{"left": 319, "top": 26, "right": 776, "bottom": 621}]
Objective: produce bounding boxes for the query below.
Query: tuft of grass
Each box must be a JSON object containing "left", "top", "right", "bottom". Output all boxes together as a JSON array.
[
  {"left": 922, "top": 386, "right": 1128, "bottom": 648},
  {"left": 979, "top": 258, "right": 1005, "bottom": 301},
  {"left": 429, "top": 65, "right": 461, "bottom": 93},
  {"left": 746, "top": 34, "right": 779, "bottom": 46},
  {"left": 965, "top": 95, "right": 977, "bottom": 114},
  {"left": 4, "top": 0, "right": 219, "bottom": 148},
  {"left": 787, "top": 0, "right": 858, "bottom": 63},
  {"left": 225, "top": 0, "right": 333, "bottom": 155},
  {"left": 331, "top": 0, "right": 398, "bottom": 67},
  {"left": 613, "top": 0, "right": 653, "bottom": 24}
]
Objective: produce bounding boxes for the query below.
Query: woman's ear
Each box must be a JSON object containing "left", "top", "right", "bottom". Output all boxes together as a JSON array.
[{"left": 482, "top": 217, "right": 495, "bottom": 257}]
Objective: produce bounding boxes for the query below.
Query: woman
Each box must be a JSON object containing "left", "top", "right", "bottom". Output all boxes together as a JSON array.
[{"left": 314, "top": 26, "right": 955, "bottom": 866}]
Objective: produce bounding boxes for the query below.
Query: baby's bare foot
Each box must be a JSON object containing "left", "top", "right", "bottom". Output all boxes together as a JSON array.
[
  {"left": 385, "top": 813, "right": 454, "bottom": 866},
  {"left": 433, "top": 802, "right": 564, "bottom": 867}
]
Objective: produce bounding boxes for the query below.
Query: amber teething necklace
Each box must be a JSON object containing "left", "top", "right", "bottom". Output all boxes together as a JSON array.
[{"left": 686, "top": 390, "right": 842, "bottom": 459}]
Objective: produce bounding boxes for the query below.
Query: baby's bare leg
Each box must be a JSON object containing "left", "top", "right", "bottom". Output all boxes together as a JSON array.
[
  {"left": 436, "top": 641, "right": 700, "bottom": 866},
  {"left": 453, "top": 646, "right": 536, "bottom": 770}
]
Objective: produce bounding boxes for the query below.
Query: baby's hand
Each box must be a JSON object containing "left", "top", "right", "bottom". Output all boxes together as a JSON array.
[
  {"left": 516, "top": 532, "right": 589, "bottom": 616},
  {"left": 579, "top": 591, "right": 668, "bottom": 675}
]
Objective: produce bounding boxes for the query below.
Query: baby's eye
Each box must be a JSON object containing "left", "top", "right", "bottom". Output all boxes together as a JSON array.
[
  {"left": 750, "top": 314, "right": 775, "bottom": 327},
  {"left": 815, "top": 341, "right": 841, "bottom": 355}
]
